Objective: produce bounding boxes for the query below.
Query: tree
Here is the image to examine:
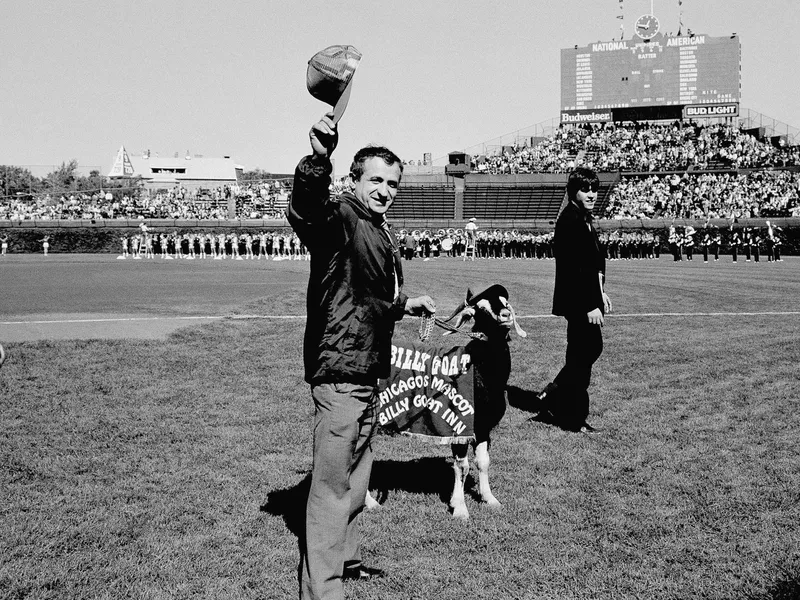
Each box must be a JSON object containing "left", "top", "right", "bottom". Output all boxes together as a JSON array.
[
  {"left": 0, "top": 165, "right": 41, "bottom": 198},
  {"left": 240, "top": 168, "right": 293, "bottom": 183},
  {"left": 76, "top": 169, "right": 105, "bottom": 193},
  {"left": 44, "top": 159, "right": 80, "bottom": 192}
]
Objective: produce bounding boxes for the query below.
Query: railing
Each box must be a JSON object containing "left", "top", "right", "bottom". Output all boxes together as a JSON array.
[{"left": 738, "top": 108, "right": 800, "bottom": 146}]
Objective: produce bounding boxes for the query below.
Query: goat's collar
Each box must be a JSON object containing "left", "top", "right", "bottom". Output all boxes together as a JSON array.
[{"left": 432, "top": 317, "right": 488, "bottom": 341}]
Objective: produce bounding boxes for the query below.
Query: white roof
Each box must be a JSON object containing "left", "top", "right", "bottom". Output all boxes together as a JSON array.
[{"left": 108, "top": 147, "right": 237, "bottom": 182}]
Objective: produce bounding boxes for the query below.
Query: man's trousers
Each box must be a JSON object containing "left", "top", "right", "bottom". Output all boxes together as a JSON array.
[
  {"left": 551, "top": 316, "right": 603, "bottom": 430},
  {"left": 301, "top": 382, "right": 377, "bottom": 600}
]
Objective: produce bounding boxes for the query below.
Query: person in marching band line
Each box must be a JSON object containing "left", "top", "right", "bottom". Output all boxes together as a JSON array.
[
  {"left": 258, "top": 231, "right": 268, "bottom": 259},
  {"left": 271, "top": 231, "right": 280, "bottom": 259},
  {"left": 668, "top": 224, "right": 681, "bottom": 261},
  {"left": 39, "top": 235, "right": 50, "bottom": 256},
  {"left": 765, "top": 221, "right": 783, "bottom": 262},
  {"left": 159, "top": 233, "right": 170, "bottom": 258},
  {"left": 1, "top": 234, "right": 9, "bottom": 256},
  {"left": 765, "top": 221, "right": 775, "bottom": 262},
  {"left": 440, "top": 230, "right": 454, "bottom": 257},
  {"left": 537, "top": 167, "right": 611, "bottom": 434},
  {"left": 119, "top": 234, "right": 129, "bottom": 258},
  {"left": 430, "top": 231, "right": 441, "bottom": 258},
  {"left": 287, "top": 112, "right": 435, "bottom": 599},
  {"left": 712, "top": 227, "right": 721, "bottom": 261},
  {"left": 242, "top": 233, "right": 253, "bottom": 259},
  {"left": 683, "top": 226, "right": 695, "bottom": 261},
  {"left": 753, "top": 229, "right": 761, "bottom": 262},
  {"left": 773, "top": 226, "right": 783, "bottom": 261},
  {"left": 730, "top": 228, "right": 741, "bottom": 263},
  {"left": 701, "top": 228, "right": 712, "bottom": 263},
  {"left": 403, "top": 230, "right": 416, "bottom": 260},
  {"left": 743, "top": 227, "right": 753, "bottom": 261},
  {"left": 417, "top": 230, "right": 430, "bottom": 259}
]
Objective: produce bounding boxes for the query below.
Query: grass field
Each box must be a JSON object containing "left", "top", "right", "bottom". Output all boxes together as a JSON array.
[{"left": 1, "top": 255, "right": 799, "bottom": 600}]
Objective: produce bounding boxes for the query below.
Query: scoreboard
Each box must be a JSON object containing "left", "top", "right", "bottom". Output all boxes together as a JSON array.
[{"left": 560, "top": 33, "right": 740, "bottom": 122}]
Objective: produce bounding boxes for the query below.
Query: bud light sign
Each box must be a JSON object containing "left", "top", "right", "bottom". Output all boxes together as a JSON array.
[{"left": 684, "top": 103, "right": 739, "bottom": 118}]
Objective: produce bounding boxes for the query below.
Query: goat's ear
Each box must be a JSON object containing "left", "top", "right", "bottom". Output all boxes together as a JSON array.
[
  {"left": 508, "top": 303, "right": 527, "bottom": 338},
  {"left": 464, "top": 288, "right": 474, "bottom": 305}
]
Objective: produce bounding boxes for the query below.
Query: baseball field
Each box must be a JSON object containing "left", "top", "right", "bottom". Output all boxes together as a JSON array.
[{"left": 1, "top": 253, "right": 798, "bottom": 599}]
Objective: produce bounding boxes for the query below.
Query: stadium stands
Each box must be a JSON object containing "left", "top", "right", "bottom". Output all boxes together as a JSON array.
[
  {"left": 393, "top": 181, "right": 456, "bottom": 220},
  {"left": 463, "top": 183, "right": 564, "bottom": 219},
  {"left": 1, "top": 121, "right": 798, "bottom": 224}
]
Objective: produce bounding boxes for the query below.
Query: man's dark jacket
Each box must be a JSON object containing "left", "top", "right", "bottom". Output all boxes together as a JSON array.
[
  {"left": 552, "top": 201, "right": 606, "bottom": 318},
  {"left": 287, "top": 155, "right": 407, "bottom": 385}
]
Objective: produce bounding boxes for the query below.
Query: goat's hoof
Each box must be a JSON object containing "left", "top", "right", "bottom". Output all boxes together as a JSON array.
[
  {"left": 364, "top": 492, "right": 381, "bottom": 511},
  {"left": 482, "top": 495, "right": 502, "bottom": 508},
  {"left": 451, "top": 505, "right": 470, "bottom": 520}
]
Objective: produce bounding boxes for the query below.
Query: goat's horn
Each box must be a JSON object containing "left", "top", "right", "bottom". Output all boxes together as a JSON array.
[
  {"left": 442, "top": 300, "right": 467, "bottom": 323},
  {"left": 452, "top": 308, "right": 474, "bottom": 331}
]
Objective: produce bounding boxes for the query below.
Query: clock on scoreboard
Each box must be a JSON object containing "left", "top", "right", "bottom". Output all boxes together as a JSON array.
[{"left": 634, "top": 14, "right": 660, "bottom": 40}]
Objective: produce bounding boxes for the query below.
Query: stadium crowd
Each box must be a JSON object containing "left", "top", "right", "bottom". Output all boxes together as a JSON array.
[
  {"left": 0, "top": 180, "right": 291, "bottom": 221},
  {"left": 603, "top": 170, "right": 800, "bottom": 219},
  {"left": 472, "top": 121, "right": 800, "bottom": 174},
  {"left": 1, "top": 121, "right": 799, "bottom": 224}
]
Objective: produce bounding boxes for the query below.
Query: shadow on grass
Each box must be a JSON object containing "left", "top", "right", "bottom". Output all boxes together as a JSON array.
[
  {"left": 260, "top": 387, "right": 557, "bottom": 538},
  {"left": 260, "top": 457, "right": 454, "bottom": 541},
  {"left": 369, "top": 457, "right": 453, "bottom": 505},
  {"left": 507, "top": 384, "right": 541, "bottom": 413},
  {"left": 507, "top": 384, "right": 584, "bottom": 433},
  {"left": 745, "top": 561, "right": 800, "bottom": 600},
  {"left": 261, "top": 472, "right": 310, "bottom": 539}
]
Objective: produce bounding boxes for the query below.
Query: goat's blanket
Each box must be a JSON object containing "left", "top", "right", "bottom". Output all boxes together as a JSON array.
[{"left": 377, "top": 341, "right": 475, "bottom": 444}]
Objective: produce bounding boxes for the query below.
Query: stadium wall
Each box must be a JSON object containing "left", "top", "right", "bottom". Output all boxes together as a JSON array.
[{"left": 1, "top": 218, "right": 798, "bottom": 255}]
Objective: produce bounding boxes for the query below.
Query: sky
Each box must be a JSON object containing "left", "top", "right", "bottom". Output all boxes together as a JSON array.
[{"left": 1, "top": 0, "right": 799, "bottom": 177}]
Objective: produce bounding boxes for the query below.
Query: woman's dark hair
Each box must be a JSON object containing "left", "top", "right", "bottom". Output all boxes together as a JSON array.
[
  {"left": 350, "top": 146, "right": 403, "bottom": 181},
  {"left": 566, "top": 167, "right": 600, "bottom": 201}
]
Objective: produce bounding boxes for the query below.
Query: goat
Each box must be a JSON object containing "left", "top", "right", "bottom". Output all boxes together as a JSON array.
[{"left": 366, "top": 285, "right": 526, "bottom": 520}]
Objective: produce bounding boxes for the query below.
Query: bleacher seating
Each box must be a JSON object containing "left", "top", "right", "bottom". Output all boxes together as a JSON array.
[
  {"left": 463, "top": 184, "right": 565, "bottom": 220},
  {"left": 392, "top": 184, "right": 456, "bottom": 219}
]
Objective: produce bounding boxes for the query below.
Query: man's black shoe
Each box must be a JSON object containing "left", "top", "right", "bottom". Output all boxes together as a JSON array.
[{"left": 343, "top": 565, "right": 385, "bottom": 581}]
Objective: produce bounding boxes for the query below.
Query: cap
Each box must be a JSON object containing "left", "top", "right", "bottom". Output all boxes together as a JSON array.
[{"left": 306, "top": 45, "right": 362, "bottom": 124}]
